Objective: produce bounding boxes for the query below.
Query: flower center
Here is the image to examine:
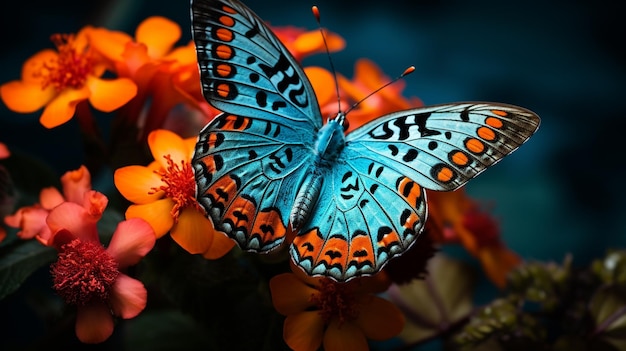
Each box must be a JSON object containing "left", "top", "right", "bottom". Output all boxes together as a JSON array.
[
  {"left": 51, "top": 238, "right": 119, "bottom": 306},
  {"left": 310, "top": 279, "right": 359, "bottom": 324},
  {"left": 150, "top": 155, "right": 202, "bottom": 222},
  {"left": 37, "top": 33, "right": 93, "bottom": 92}
]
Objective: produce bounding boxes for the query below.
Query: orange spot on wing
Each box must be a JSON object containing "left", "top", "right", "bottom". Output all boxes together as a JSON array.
[
  {"left": 205, "top": 174, "right": 238, "bottom": 206},
  {"left": 223, "top": 195, "right": 256, "bottom": 234},
  {"left": 215, "top": 45, "right": 233, "bottom": 59},
  {"left": 397, "top": 177, "right": 422, "bottom": 206},
  {"left": 216, "top": 28, "right": 233, "bottom": 42},
  {"left": 378, "top": 228, "right": 401, "bottom": 249},
  {"left": 251, "top": 209, "right": 287, "bottom": 247},
  {"left": 294, "top": 228, "right": 324, "bottom": 263},
  {"left": 221, "top": 115, "right": 250, "bottom": 130},
  {"left": 477, "top": 127, "right": 496, "bottom": 141},
  {"left": 207, "top": 133, "right": 219, "bottom": 149},
  {"left": 219, "top": 15, "right": 235, "bottom": 27},
  {"left": 348, "top": 235, "right": 375, "bottom": 266},
  {"left": 321, "top": 236, "right": 349, "bottom": 268},
  {"left": 465, "top": 138, "right": 485, "bottom": 154},
  {"left": 200, "top": 155, "right": 218, "bottom": 174},
  {"left": 401, "top": 212, "right": 420, "bottom": 231},
  {"left": 485, "top": 117, "right": 504, "bottom": 129},
  {"left": 437, "top": 166, "right": 454, "bottom": 182},
  {"left": 222, "top": 5, "right": 237, "bottom": 14},
  {"left": 216, "top": 83, "right": 231, "bottom": 98},
  {"left": 451, "top": 151, "right": 470, "bottom": 167},
  {"left": 491, "top": 109, "right": 508, "bottom": 117},
  {"left": 216, "top": 64, "right": 232, "bottom": 77}
]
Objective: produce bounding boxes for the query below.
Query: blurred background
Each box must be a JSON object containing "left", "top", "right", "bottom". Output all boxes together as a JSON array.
[{"left": 0, "top": 0, "right": 624, "bottom": 347}]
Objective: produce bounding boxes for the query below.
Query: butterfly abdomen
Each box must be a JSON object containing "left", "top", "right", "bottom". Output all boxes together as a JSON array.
[{"left": 290, "top": 168, "right": 323, "bottom": 230}]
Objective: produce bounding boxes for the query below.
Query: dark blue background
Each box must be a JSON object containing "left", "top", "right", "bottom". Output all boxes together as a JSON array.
[{"left": 1, "top": 0, "right": 624, "bottom": 310}]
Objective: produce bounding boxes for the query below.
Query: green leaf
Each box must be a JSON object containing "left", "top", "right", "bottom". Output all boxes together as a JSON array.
[
  {"left": 589, "top": 286, "right": 626, "bottom": 342},
  {"left": 0, "top": 238, "right": 56, "bottom": 300}
]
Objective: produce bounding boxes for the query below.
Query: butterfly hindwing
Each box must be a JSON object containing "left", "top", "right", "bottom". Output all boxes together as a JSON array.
[
  {"left": 191, "top": 0, "right": 323, "bottom": 130},
  {"left": 346, "top": 102, "right": 540, "bottom": 191},
  {"left": 291, "top": 159, "right": 427, "bottom": 281},
  {"left": 193, "top": 113, "right": 313, "bottom": 252}
]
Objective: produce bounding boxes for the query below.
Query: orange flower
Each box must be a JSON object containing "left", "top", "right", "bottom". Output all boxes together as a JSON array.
[
  {"left": 270, "top": 264, "right": 404, "bottom": 351},
  {"left": 0, "top": 142, "right": 9, "bottom": 159},
  {"left": 272, "top": 26, "right": 345, "bottom": 62},
  {"left": 114, "top": 129, "right": 235, "bottom": 259},
  {"left": 88, "top": 17, "right": 212, "bottom": 138},
  {"left": 0, "top": 28, "right": 137, "bottom": 128},
  {"left": 4, "top": 165, "right": 96, "bottom": 245},
  {"left": 426, "top": 189, "right": 521, "bottom": 288}
]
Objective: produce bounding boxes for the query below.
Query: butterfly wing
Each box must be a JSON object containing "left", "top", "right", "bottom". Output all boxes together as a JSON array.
[
  {"left": 194, "top": 113, "right": 313, "bottom": 251},
  {"left": 290, "top": 102, "right": 539, "bottom": 280},
  {"left": 191, "top": 0, "right": 323, "bottom": 251},
  {"left": 345, "top": 102, "right": 540, "bottom": 191},
  {"left": 191, "top": 0, "right": 323, "bottom": 129}
]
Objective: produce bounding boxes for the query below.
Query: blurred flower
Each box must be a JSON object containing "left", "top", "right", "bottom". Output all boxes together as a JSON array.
[
  {"left": 0, "top": 142, "right": 9, "bottom": 159},
  {"left": 426, "top": 189, "right": 521, "bottom": 288},
  {"left": 4, "top": 165, "right": 95, "bottom": 244},
  {"left": 114, "top": 129, "right": 234, "bottom": 258},
  {"left": 0, "top": 143, "right": 13, "bottom": 243},
  {"left": 46, "top": 200, "right": 155, "bottom": 343},
  {"left": 88, "top": 16, "right": 213, "bottom": 138},
  {"left": 0, "top": 28, "right": 137, "bottom": 128},
  {"left": 273, "top": 26, "right": 345, "bottom": 62},
  {"left": 270, "top": 264, "right": 404, "bottom": 351}
]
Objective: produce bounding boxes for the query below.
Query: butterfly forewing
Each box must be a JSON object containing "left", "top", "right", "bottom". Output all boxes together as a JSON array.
[
  {"left": 345, "top": 103, "right": 540, "bottom": 191},
  {"left": 191, "top": 0, "right": 323, "bottom": 130}
]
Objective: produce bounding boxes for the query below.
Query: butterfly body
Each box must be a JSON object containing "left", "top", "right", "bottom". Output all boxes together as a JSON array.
[{"left": 191, "top": 0, "right": 540, "bottom": 281}]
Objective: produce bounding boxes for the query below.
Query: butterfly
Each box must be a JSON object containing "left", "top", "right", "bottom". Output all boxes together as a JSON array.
[{"left": 190, "top": 0, "right": 540, "bottom": 281}]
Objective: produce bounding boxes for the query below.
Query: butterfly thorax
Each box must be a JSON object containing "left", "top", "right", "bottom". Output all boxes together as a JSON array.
[{"left": 289, "top": 113, "right": 347, "bottom": 230}]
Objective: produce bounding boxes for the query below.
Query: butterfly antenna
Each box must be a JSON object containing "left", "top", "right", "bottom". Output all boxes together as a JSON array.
[
  {"left": 344, "top": 66, "right": 416, "bottom": 116},
  {"left": 312, "top": 6, "right": 342, "bottom": 112}
]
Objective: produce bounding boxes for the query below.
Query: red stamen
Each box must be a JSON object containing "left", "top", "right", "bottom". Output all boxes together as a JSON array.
[
  {"left": 150, "top": 155, "right": 202, "bottom": 222},
  {"left": 36, "top": 33, "right": 93, "bottom": 92},
  {"left": 51, "top": 238, "right": 119, "bottom": 306},
  {"left": 310, "top": 279, "right": 359, "bottom": 324}
]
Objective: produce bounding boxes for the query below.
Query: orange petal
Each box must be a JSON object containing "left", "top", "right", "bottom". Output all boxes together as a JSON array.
[
  {"left": 86, "top": 76, "right": 137, "bottom": 112},
  {"left": 323, "top": 319, "right": 368, "bottom": 351},
  {"left": 170, "top": 208, "right": 214, "bottom": 255},
  {"left": 125, "top": 199, "right": 175, "bottom": 238},
  {"left": 135, "top": 16, "right": 181, "bottom": 59},
  {"left": 202, "top": 229, "right": 236, "bottom": 259},
  {"left": 109, "top": 273, "right": 148, "bottom": 319},
  {"left": 283, "top": 312, "right": 324, "bottom": 351},
  {"left": 147, "top": 129, "right": 188, "bottom": 166},
  {"left": 39, "top": 87, "right": 90, "bottom": 128},
  {"left": 305, "top": 66, "right": 335, "bottom": 108},
  {"left": 107, "top": 218, "right": 156, "bottom": 268},
  {"left": 478, "top": 246, "right": 522, "bottom": 288},
  {"left": 114, "top": 165, "right": 164, "bottom": 204},
  {"left": 355, "top": 295, "right": 405, "bottom": 340},
  {"left": 75, "top": 303, "right": 114, "bottom": 343},
  {"left": 21, "top": 49, "right": 58, "bottom": 82},
  {"left": 88, "top": 28, "right": 133, "bottom": 63},
  {"left": 269, "top": 273, "right": 318, "bottom": 315},
  {"left": 293, "top": 30, "right": 345, "bottom": 56},
  {"left": 39, "top": 186, "right": 64, "bottom": 209},
  {"left": 0, "top": 80, "right": 55, "bottom": 113}
]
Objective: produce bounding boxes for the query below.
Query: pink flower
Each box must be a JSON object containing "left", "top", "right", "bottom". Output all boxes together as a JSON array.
[
  {"left": 46, "top": 200, "right": 155, "bottom": 343},
  {"left": 4, "top": 165, "right": 93, "bottom": 244}
]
